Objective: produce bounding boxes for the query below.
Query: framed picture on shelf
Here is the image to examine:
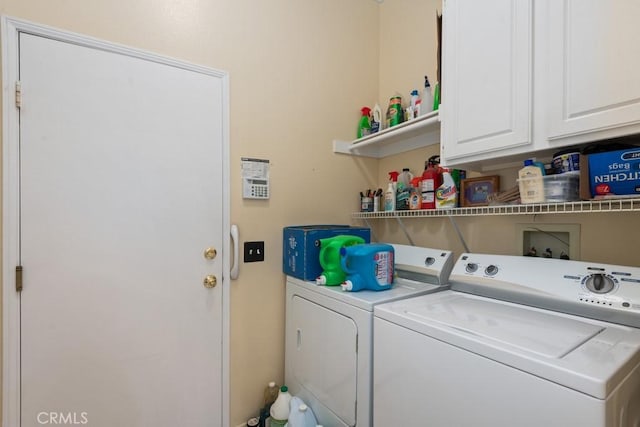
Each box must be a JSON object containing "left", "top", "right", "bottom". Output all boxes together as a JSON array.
[{"left": 460, "top": 176, "right": 500, "bottom": 207}]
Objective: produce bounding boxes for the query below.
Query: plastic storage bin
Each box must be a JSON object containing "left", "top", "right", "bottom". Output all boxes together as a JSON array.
[
  {"left": 543, "top": 172, "right": 580, "bottom": 202},
  {"left": 519, "top": 172, "right": 580, "bottom": 203}
]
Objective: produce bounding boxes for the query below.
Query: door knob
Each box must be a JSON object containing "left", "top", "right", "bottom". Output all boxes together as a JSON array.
[
  {"left": 204, "top": 247, "right": 217, "bottom": 260},
  {"left": 203, "top": 275, "right": 217, "bottom": 288}
]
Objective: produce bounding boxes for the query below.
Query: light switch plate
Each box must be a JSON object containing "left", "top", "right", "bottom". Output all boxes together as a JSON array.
[{"left": 244, "top": 241, "right": 265, "bottom": 262}]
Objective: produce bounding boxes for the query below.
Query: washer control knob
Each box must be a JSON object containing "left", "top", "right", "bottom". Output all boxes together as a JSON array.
[
  {"left": 465, "top": 263, "right": 478, "bottom": 273},
  {"left": 425, "top": 257, "right": 436, "bottom": 266},
  {"left": 485, "top": 265, "right": 498, "bottom": 276},
  {"left": 585, "top": 273, "right": 615, "bottom": 294}
]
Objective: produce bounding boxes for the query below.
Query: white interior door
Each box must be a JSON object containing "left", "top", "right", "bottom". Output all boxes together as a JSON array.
[{"left": 4, "top": 22, "right": 228, "bottom": 427}]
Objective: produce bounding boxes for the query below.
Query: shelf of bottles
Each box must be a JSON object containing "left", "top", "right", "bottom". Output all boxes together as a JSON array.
[{"left": 352, "top": 198, "right": 640, "bottom": 219}]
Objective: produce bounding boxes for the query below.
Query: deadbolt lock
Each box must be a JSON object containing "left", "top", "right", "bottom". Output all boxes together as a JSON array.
[
  {"left": 204, "top": 275, "right": 217, "bottom": 289},
  {"left": 204, "top": 247, "right": 217, "bottom": 260}
]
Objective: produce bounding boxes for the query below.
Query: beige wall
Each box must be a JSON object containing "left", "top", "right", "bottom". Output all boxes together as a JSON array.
[
  {"left": 0, "top": 0, "right": 383, "bottom": 425},
  {"left": 2, "top": 1, "right": 638, "bottom": 426}
]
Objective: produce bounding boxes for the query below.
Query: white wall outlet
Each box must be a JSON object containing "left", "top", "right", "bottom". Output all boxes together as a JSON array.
[{"left": 516, "top": 224, "right": 581, "bottom": 260}]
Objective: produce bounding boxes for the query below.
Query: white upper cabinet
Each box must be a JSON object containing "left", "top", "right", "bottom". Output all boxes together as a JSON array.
[
  {"left": 546, "top": 1, "right": 640, "bottom": 143},
  {"left": 441, "top": 0, "right": 640, "bottom": 169},
  {"left": 441, "top": 0, "right": 533, "bottom": 166}
]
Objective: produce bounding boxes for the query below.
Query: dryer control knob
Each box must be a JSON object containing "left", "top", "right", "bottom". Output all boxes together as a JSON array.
[
  {"left": 465, "top": 263, "right": 478, "bottom": 273},
  {"left": 425, "top": 257, "right": 436, "bottom": 266},
  {"left": 485, "top": 265, "right": 498, "bottom": 276},
  {"left": 585, "top": 273, "right": 615, "bottom": 294}
]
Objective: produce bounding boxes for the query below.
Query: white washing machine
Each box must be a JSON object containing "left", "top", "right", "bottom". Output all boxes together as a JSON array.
[
  {"left": 374, "top": 253, "right": 640, "bottom": 427},
  {"left": 285, "top": 244, "right": 454, "bottom": 427}
]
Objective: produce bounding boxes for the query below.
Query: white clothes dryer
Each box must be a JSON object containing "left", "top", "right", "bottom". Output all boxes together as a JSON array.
[
  {"left": 374, "top": 254, "right": 640, "bottom": 427},
  {"left": 285, "top": 244, "right": 453, "bottom": 427}
]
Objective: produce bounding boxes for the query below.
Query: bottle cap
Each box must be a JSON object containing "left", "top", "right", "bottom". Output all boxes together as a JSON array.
[
  {"left": 280, "top": 385, "right": 288, "bottom": 392},
  {"left": 269, "top": 381, "right": 275, "bottom": 387},
  {"left": 411, "top": 89, "right": 419, "bottom": 96},
  {"left": 524, "top": 159, "right": 534, "bottom": 166},
  {"left": 299, "top": 404, "right": 308, "bottom": 412}
]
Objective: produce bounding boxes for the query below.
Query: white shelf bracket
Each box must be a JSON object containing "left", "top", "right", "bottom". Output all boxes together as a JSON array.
[
  {"left": 395, "top": 216, "right": 415, "bottom": 246},
  {"left": 448, "top": 214, "right": 470, "bottom": 253}
]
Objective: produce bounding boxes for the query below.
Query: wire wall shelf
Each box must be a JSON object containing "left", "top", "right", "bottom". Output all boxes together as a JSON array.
[{"left": 352, "top": 198, "right": 640, "bottom": 219}]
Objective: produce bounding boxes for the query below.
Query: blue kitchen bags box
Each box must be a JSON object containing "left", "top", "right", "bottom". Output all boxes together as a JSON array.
[
  {"left": 283, "top": 225, "right": 371, "bottom": 281},
  {"left": 587, "top": 147, "right": 640, "bottom": 197}
]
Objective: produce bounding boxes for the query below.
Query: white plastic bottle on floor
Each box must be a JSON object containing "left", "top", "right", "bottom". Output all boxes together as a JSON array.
[
  {"left": 270, "top": 386, "right": 292, "bottom": 427},
  {"left": 287, "top": 396, "right": 318, "bottom": 427}
]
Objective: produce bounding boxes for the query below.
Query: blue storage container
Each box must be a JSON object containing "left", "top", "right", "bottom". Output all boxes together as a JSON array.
[{"left": 283, "top": 225, "right": 370, "bottom": 281}]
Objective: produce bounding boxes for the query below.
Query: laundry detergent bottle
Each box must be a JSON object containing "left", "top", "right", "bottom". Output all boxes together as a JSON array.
[
  {"left": 340, "top": 243, "right": 395, "bottom": 292},
  {"left": 316, "top": 235, "right": 365, "bottom": 286},
  {"left": 287, "top": 396, "right": 318, "bottom": 427},
  {"left": 269, "top": 386, "right": 292, "bottom": 427}
]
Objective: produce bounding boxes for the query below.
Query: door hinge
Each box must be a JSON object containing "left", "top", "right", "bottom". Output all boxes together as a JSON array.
[
  {"left": 15, "top": 265, "right": 23, "bottom": 292},
  {"left": 15, "top": 81, "right": 22, "bottom": 109}
]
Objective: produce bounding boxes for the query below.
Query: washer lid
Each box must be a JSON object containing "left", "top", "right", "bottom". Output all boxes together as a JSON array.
[
  {"left": 375, "top": 290, "right": 640, "bottom": 399},
  {"left": 407, "top": 293, "right": 603, "bottom": 358}
]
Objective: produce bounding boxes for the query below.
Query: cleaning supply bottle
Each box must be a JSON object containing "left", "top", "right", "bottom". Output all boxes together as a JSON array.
[
  {"left": 410, "top": 89, "right": 420, "bottom": 118},
  {"left": 396, "top": 168, "right": 413, "bottom": 211},
  {"left": 409, "top": 176, "right": 423, "bottom": 210},
  {"left": 316, "top": 235, "right": 365, "bottom": 286},
  {"left": 518, "top": 159, "right": 545, "bottom": 204},
  {"left": 371, "top": 103, "right": 383, "bottom": 133},
  {"left": 269, "top": 386, "right": 292, "bottom": 427},
  {"left": 340, "top": 243, "right": 394, "bottom": 292},
  {"left": 287, "top": 396, "right": 318, "bottom": 427},
  {"left": 432, "top": 81, "right": 440, "bottom": 111},
  {"left": 263, "top": 381, "right": 279, "bottom": 411},
  {"left": 386, "top": 95, "right": 403, "bottom": 128},
  {"left": 421, "top": 76, "right": 434, "bottom": 115},
  {"left": 421, "top": 156, "right": 442, "bottom": 209},
  {"left": 435, "top": 167, "right": 457, "bottom": 209},
  {"left": 384, "top": 171, "right": 398, "bottom": 211},
  {"left": 357, "top": 107, "right": 371, "bottom": 138}
]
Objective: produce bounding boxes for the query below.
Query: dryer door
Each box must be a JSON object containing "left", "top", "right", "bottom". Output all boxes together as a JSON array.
[{"left": 290, "top": 295, "right": 358, "bottom": 425}]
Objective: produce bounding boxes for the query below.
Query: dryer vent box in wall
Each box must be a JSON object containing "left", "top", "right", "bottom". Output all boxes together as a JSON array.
[
  {"left": 283, "top": 225, "right": 371, "bottom": 281},
  {"left": 516, "top": 224, "right": 580, "bottom": 261}
]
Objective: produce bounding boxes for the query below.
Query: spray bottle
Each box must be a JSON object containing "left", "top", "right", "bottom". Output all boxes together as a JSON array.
[
  {"left": 435, "top": 167, "right": 457, "bottom": 209},
  {"left": 316, "top": 235, "right": 365, "bottom": 286},
  {"left": 357, "top": 107, "right": 372, "bottom": 138},
  {"left": 409, "top": 176, "right": 423, "bottom": 210},
  {"left": 384, "top": 171, "right": 399, "bottom": 211},
  {"left": 340, "top": 243, "right": 395, "bottom": 292},
  {"left": 396, "top": 168, "right": 413, "bottom": 211}
]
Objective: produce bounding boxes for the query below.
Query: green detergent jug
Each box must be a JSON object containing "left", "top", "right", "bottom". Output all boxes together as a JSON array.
[{"left": 315, "top": 235, "right": 365, "bottom": 286}]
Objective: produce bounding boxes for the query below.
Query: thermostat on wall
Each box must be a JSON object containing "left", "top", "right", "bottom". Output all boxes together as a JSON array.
[{"left": 242, "top": 157, "right": 270, "bottom": 199}]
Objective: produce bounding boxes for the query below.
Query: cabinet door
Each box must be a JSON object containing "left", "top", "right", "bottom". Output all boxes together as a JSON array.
[
  {"left": 547, "top": 1, "right": 640, "bottom": 142},
  {"left": 441, "top": 0, "right": 533, "bottom": 164}
]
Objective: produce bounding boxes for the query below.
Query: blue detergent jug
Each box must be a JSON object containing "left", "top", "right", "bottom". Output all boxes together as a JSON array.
[{"left": 339, "top": 243, "right": 394, "bottom": 292}]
